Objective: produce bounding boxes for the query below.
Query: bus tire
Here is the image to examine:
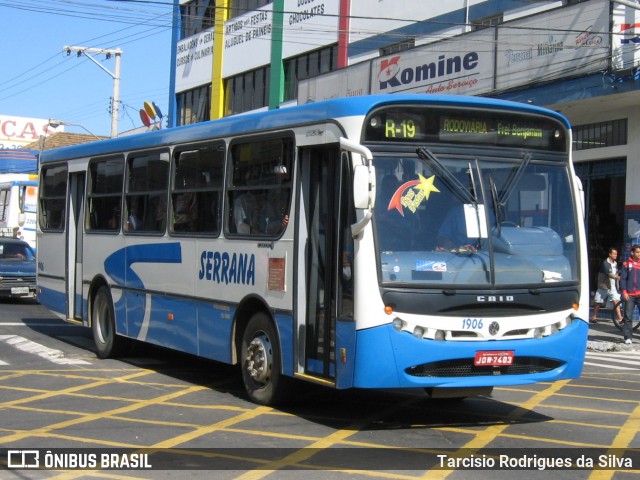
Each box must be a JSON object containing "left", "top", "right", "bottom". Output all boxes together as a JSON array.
[
  {"left": 92, "top": 286, "right": 125, "bottom": 359},
  {"left": 241, "top": 312, "right": 289, "bottom": 406}
]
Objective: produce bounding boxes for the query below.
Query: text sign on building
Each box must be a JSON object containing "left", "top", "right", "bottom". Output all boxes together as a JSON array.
[
  {"left": 370, "top": 30, "right": 495, "bottom": 96},
  {"left": 0, "top": 115, "right": 57, "bottom": 149},
  {"left": 175, "top": 27, "right": 215, "bottom": 93},
  {"left": 612, "top": 2, "right": 640, "bottom": 70},
  {"left": 222, "top": 4, "right": 273, "bottom": 78},
  {"left": 298, "top": 62, "right": 371, "bottom": 103},
  {"left": 496, "top": 1, "right": 609, "bottom": 91},
  {"left": 282, "top": 0, "right": 340, "bottom": 58}
]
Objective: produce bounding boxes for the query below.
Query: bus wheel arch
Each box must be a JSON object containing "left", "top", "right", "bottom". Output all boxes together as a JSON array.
[
  {"left": 232, "top": 296, "right": 269, "bottom": 364},
  {"left": 90, "top": 280, "right": 125, "bottom": 359},
  {"left": 234, "top": 298, "right": 290, "bottom": 405}
]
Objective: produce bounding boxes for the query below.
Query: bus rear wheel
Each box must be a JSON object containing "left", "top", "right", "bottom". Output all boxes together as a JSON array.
[
  {"left": 241, "top": 312, "right": 289, "bottom": 406},
  {"left": 92, "top": 286, "right": 125, "bottom": 359}
]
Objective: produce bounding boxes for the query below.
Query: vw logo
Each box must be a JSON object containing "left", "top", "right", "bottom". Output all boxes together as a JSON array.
[{"left": 488, "top": 321, "right": 500, "bottom": 336}]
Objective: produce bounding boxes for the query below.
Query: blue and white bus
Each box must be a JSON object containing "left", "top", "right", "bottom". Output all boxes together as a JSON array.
[
  {"left": 0, "top": 177, "right": 38, "bottom": 249},
  {"left": 37, "top": 95, "right": 588, "bottom": 405}
]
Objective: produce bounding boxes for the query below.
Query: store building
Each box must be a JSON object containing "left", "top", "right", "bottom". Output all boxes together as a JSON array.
[{"left": 170, "top": 0, "right": 640, "bottom": 286}]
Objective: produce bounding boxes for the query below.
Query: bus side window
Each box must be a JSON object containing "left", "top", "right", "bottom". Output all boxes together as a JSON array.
[
  {"left": 226, "top": 136, "right": 292, "bottom": 237},
  {"left": 87, "top": 156, "right": 124, "bottom": 232},
  {"left": 125, "top": 151, "right": 169, "bottom": 234},
  {"left": 171, "top": 143, "right": 224, "bottom": 235},
  {"left": 40, "top": 164, "right": 68, "bottom": 231}
]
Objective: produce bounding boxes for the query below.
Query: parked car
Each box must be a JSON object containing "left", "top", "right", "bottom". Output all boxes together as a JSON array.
[{"left": 0, "top": 238, "right": 36, "bottom": 299}]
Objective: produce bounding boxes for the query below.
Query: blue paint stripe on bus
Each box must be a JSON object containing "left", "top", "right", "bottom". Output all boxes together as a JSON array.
[
  {"left": 37, "top": 286, "right": 66, "bottom": 316},
  {"left": 104, "top": 243, "right": 182, "bottom": 289},
  {"left": 39, "top": 242, "right": 295, "bottom": 368}
]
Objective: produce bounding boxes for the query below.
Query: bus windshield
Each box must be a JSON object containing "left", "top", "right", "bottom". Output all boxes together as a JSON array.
[{"left": 372, "top": 147, "right": 578, "bottom": 288}]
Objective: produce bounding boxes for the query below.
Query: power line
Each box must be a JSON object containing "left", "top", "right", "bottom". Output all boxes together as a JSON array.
[{"left": 2, "top": 0, "right": 638, "bottom": 131}]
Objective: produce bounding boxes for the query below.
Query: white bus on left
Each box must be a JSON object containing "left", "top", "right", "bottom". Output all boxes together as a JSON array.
[{"left": 0, "top": 176, "right": 38, "bottom": 249}]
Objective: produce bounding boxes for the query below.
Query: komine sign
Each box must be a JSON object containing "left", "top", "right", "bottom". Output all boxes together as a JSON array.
[
  {"left": 370, "top": 29, "right": 494, "bottom": 96},
  {"left": 376, "top": 53, "right": 480, "bottom": 93}
]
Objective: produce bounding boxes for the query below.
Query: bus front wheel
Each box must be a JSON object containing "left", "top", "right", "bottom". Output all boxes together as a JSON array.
[
  {"left": 92, "top": 286, "right": 125, "bottom": 359},
  {"left": 241, "top": 312, "right": 289, "bottom": 406}
]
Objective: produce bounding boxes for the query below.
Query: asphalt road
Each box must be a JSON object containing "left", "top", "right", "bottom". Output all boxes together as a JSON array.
[{"left": 0, "top": 299, "right": 639, "bottom": 479}]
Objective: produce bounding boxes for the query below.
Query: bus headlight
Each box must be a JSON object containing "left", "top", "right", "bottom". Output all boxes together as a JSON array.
[
  {"left": 434, "top": 330, "right": 445, "bottom": 341},
  {"left": 392, "top": 318, "right": 405, "bottom": 331},
  {"left": 413, "top": 326, "right": 425, "bottom": 338}
]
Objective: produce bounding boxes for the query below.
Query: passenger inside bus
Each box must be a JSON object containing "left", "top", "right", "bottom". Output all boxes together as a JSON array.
[
  {"left": 262, "top": 189, "right": 289, "bottom": 235},
  {"left": 233, "top": 190, "right": 288, "bottom": 235},
  {"left": 44, "top": 208, "right": 63, "bottom": 230},
  {"left": 107, "top": 206, "right": 120, "bottom": 230},
  {"left": 436, "top": 204, "right": 479, "bottom": 252},
  {"left": 233, "top": 191, "right": 256, "bottom": 234},
  {"left": 126, "top": 213, "right": 142, "bottom": 231},
  {"left": 173, "top": 172, "right": 199, "bottom": 232}
]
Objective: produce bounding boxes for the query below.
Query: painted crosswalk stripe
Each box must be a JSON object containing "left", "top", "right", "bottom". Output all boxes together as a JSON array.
[
  {"left": 0, "top": 322, "right": 82, "bottom": 327},
  {"left": 0, "top": 335, "right": 90, "bottom": 365},
  {"left": 584, "top": 351, "right": 640, "bottom": 370},
  {"left": 583, "top": 361, "right": 637, "bottom": 370}
]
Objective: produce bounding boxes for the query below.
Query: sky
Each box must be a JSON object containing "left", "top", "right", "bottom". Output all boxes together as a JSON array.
[{"left": 1, "top": 0, "right": 175, "bottom": 138}]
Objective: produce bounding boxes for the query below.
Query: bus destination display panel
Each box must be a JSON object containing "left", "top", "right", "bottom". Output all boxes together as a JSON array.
[{"left": 364, "top": 106, "right": 566, "bottom": 151}]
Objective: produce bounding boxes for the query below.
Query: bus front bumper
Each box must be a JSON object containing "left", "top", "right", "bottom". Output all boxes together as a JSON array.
[{"left": 351, "top": 318, "right": 588, "bottom": 389}]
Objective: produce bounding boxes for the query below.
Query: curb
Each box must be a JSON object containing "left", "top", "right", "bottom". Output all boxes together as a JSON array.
[{"left": 587, "top": 340, "right": 639, "bottom": 352}]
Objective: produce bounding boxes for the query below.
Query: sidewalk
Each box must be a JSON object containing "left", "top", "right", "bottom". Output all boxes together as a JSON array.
[{"left": 587, "top": 308, "right": 639, "bottom": 352}]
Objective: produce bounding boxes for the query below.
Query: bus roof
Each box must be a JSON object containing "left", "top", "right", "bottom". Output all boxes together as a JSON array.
[{"left": 39, "top": 94, "right": 571, "bottom": 164}]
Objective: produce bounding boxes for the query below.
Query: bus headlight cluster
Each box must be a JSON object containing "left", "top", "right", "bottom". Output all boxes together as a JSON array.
[
  {"left": 534, "top": 316, "right": 573, "bottom": 338},
  {"left": 392, "top": 318, "right": 405, "bottom": 331},
  {"left": 413, "top": 326, "right": 425, "bottom": 338},
  {"left": 391, "top": 317, "right": 432, "bottom": 340}
]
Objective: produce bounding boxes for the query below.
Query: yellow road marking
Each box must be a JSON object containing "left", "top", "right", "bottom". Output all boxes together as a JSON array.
[
  {"left": 232, "top": 396, "right": 425, "bottom": 480},
  {"left": 588, "top": 400, "right": 640, "bottom": 480},
  {"left": 421, "top": 380, "right": 570, "bottom": 480}
]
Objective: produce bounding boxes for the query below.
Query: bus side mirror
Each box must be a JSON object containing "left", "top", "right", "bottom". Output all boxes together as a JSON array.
[
  {"left": 340, "top": 137, "right": 376, "bottom": 237},
  {"left": 17, "top": 213, "right": 26, "bottom": 226},
  {"left": 353, "top": 164, "right": 376, "bottom": 209}
]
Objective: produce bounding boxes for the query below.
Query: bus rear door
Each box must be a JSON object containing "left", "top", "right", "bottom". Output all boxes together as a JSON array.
[{"left": 66, "top": 172, "right": 85, "bottom": 323}]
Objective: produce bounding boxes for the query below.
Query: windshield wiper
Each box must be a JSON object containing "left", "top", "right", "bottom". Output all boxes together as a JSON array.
[
  {"left": 488, "top": 173, "right": 504, "bottom": 237},
  {"left": 498, "top": 152, "right": 531, "bottom": 205},
  {"left": 416, "top": 147, "right": 476, "bottom": 205}
]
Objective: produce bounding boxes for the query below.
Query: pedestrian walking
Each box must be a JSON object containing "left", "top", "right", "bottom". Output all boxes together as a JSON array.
[
  {"left": 620, "top": 245, "right": 640, "bottom": 344},
  {"left": 592, "top": 247, "right": 623, "bottom": 324}
]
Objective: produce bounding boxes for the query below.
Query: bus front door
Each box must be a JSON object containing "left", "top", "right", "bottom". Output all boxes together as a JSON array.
[{"left": 297, "top": 146, "right": 354, "bottom": 386}]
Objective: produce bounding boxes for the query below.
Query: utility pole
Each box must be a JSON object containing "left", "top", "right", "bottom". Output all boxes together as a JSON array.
[{"left": 64, "top": 46, "right": 122, "bottom": 138}]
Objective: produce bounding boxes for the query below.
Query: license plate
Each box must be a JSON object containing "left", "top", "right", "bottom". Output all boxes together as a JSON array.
[
  {"left": 474, "top": 350, "right": 514, "bottom": 366},
  {"left": 11, "top": 287, "right": 30, "bottom": 295}
]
